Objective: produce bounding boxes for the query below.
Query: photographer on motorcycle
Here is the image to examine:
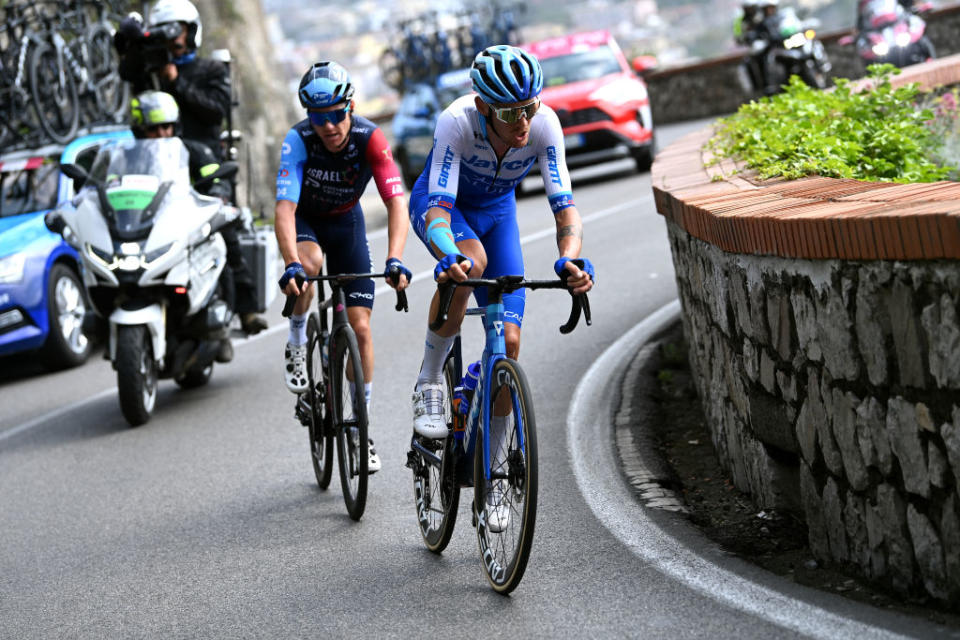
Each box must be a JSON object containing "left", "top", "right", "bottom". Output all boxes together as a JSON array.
[
  {"left": 114, "top": 0, "right": 230, "bottom": 161},
  {"left": 735, "top": 0, "right": 781, "bottom": 95},
  {"left": 130, "top": 91, "right": 267, "bottom": 361}
]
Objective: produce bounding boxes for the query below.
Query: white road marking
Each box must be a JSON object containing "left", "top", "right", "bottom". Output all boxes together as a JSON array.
[{"left": 567, "top": 300, "right": 912, "bottom": 640}]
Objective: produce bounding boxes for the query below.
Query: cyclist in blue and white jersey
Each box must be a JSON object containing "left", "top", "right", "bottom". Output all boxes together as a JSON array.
[
  {"left": 276, "top": 61, "right": 412, "bottom": 473},
  {"left": 409, "top": 45, "right": 595, "bottom": 439}
]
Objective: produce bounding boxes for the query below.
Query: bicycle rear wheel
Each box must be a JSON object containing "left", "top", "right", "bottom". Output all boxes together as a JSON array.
[
  {"left": 29, "top": 42, "right": 79, "bottom": 144},
  {"left": 332, "top": 326, "right": 368, "bottom": 521},
  {"left": 306, "top": 312, "right": 334, "bottom": 489},
  {"left": 86, "top": 22, "right": 127, "bottom": 119},
  {"left": 410, "top": 355, "right": 461, "bottom": 552},
  {"left": 474, "top": 358, "right": 538, "bottom": 594}
]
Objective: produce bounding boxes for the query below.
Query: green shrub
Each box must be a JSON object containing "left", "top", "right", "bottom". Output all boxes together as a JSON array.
[{"left": 706, "top": 65, "right": 955, "bottom": 183}]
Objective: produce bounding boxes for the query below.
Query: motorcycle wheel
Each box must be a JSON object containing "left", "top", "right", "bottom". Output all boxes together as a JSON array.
[
  {"left": 117, "top": 325, "right": 158, "bottom": 426},
  {"left": 800, "top": 62, "right": 826, "bottom": 90},
  {"left": 915, "top": 37, "right": 936, "bottom": 64}
]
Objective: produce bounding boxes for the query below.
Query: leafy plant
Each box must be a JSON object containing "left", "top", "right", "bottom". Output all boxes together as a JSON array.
[{"left": 706, "top": 65, "right": 955, "bottom": 183}]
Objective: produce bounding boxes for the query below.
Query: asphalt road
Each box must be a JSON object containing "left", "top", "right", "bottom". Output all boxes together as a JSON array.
[{"left": 0, "top": 121, "right": 947, "bottom": 638}]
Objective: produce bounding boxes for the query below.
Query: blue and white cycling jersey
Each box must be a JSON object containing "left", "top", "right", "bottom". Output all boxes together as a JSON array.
[
  {"left": 422, "top": 94, "right": 574, "bottom": 215},
  {"left": 408, "top": 94, "right": 577, "bottom": 328}
]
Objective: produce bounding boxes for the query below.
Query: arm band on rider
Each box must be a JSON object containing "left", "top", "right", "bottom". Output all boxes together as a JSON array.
[{"left": 427, "top": 217, "right": 459, "bottom": 257}]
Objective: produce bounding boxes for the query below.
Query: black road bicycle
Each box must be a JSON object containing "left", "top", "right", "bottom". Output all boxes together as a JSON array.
[
  {"left": 283, "top": 269, "right": 407, "bottom": 521},
  {"left": 407, "top": 274, "right": 590, "bottom": 594}
]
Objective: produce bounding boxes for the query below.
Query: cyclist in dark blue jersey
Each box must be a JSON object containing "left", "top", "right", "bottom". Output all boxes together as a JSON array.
[{"left": 275, "top": 61, "right": 411, "bottom": 474}]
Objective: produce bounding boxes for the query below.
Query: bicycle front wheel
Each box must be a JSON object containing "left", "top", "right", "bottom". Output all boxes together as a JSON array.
[
  {"left": 332, "top": 327, "right": 368, "bottom": 521},
  {"left": 306, "top": 313, "right": 334, "bottom": 489},
  {"left": 474, "top": 358, "right": 538, "bottom": 594},
  {"left": 411, "top": 354, "right": 461, "bottom": 552}
]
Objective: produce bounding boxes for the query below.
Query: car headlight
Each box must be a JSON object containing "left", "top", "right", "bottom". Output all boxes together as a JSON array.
[
  {"left": 589, "top": 79, "right": 648, "bottom": 106},
  {"left": 0, "top": 253, "right": 26, "bottom": 284}
]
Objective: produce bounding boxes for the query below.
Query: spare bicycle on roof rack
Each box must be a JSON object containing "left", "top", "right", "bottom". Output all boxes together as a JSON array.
[{"left": 0, "top": 0, "right": 128, "bottom": 152}]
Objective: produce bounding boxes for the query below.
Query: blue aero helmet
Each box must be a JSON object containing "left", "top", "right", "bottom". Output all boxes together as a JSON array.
[
  {"left": 470, "top": 45, "right": 543, "bottom": 105},
  {"left": 298, "top": 61, "right": 355, "bottom": 109}
]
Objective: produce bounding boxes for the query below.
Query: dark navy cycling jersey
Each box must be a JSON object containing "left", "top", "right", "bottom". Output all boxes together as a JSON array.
[
  {"left": 275, "top": 114, "right": 403, "bottom": 308},
  {"left": 275, "top": 114, "right": 403, "bottom": 216}
]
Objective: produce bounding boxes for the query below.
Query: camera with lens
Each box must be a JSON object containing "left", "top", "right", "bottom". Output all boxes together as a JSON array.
[
  {"left": 137, "top": 21, "right": 182, "bottom": 72},
  {"left": 115, "top": 14, "right": 182, "bottom": 77}
]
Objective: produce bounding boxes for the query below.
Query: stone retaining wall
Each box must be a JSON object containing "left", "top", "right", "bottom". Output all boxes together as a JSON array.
[{"left": 651, "top": 58, "right": 960, "bottom": 602}]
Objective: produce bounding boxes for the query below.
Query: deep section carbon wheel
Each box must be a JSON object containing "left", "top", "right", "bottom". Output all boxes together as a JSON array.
[
  {"left": 332, "top": 327, "right": 368, "bottom": 520},
  {"left": 474, "top": 358, "right": 538, "bottom": 594}
]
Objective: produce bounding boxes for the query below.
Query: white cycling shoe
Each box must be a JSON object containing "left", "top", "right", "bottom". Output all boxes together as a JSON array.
[
  {"left": 485, "top": 486, "right": 511, "bottom": 533},
  {"left": 368, "top": 438, "right": 381, "bottom": 474},
  {"left": 284, "top": 342, "right": 308, "bottom": 394},
  {"left": 412, "top": 382, "right": 448, "bottom": 439}
]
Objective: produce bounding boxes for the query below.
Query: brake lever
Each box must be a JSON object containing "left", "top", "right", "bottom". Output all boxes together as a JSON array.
[{"left": 429, "top": 282, "right": 456, "bottom": 331}]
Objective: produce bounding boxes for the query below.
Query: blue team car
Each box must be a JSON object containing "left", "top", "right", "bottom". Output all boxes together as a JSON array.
[{"left": 0, "top": 128, "right": 132, "bottom": 368}]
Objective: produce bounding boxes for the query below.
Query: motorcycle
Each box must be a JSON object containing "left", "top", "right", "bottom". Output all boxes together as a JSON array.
[
  {"left": 850, "top": 0, "right": 935, "bottom": 70},
  {"left": 739, "top": 6, "right": 831, "bottom": 96},
  {"left": 46, "top": 137, "right": 243, "bottom": 426}
]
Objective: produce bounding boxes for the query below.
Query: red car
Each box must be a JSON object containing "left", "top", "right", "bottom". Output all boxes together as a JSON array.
[{"left": 525, "top": 30, "right": 656, "bottom": 172}]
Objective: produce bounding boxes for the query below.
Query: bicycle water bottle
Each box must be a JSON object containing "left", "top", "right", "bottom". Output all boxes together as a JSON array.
[{"left": 462, "top": 361, "right": 481, "bottom": 407}]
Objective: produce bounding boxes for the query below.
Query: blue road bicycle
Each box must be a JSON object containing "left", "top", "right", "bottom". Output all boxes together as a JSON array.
[{"left": 407, "top": 274, "right": 590, "bottom": 594}]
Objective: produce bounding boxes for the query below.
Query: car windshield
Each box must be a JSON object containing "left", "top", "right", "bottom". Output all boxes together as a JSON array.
[
  {"left": 0, "top": 159, "right": 60, "bottom": 218},
  {"left": 540, "top": 45, "right": 622, "bottom": 87}
]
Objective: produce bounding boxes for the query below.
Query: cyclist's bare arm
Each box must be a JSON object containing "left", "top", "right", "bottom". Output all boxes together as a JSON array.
[
  {"left": 554, "top": 206, "right": 593, "bottom": 295},
  {"left": 366, "top": 128, "right": 412, "bottom": 290},
  {"left": 385, "top": 195, "right": 411, "bottom": 289},
  {"left": 275, "top": 199, "right": 305, "bottom": 296}
]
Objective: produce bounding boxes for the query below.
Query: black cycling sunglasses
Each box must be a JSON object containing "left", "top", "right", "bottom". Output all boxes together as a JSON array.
[{"left": 308, "top": 104, "right": 351, "bottom": 127}]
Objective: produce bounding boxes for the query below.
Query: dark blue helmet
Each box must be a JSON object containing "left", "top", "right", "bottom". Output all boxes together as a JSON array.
[{"left": 298, "top": 61, "right": 355, "bottom": 109}]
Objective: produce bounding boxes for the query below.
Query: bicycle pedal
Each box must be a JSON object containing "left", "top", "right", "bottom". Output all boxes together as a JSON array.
[{"left": 295, "top": 394, "right": 312, "bottom": 427}]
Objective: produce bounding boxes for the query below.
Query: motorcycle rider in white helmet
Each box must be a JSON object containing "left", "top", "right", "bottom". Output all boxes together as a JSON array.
[{"left": 114, "top": 0, "right": 268, "bottom": 335}]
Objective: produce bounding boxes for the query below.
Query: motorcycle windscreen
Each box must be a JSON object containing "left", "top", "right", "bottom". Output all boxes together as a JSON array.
[
  {"left": 862, "top": 0, "right": 902, "bottom": 28},
  {"left": 88, "top": 138, "right": 191, "bottom": 236}
]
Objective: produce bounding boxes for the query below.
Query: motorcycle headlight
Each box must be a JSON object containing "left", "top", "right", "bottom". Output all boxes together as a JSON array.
[
  {"left": 86, "top": 243, "right": 118, "bottom": 270},
  {"left": 783, "top": 33, "right": 807, "bottom": 49},
  {"left": 873, "top": 41, "right": 890, "bottom": 56},
  {"left": 895, "top": 32, "right": 911, "bottom": 47},
  {"left": 117, "top": 255, "right": 142, "bottom": 272},
  {"left": 144, "top": 242, "right": 176, "bottom": 266},
  {"left": 0, "top": 253, "right": 26, "bottom": 284}
]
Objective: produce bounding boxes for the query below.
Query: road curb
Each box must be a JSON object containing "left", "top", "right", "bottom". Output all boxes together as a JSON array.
[{"left": 614, "top": 318, "right": 688, "bottom": 513}]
